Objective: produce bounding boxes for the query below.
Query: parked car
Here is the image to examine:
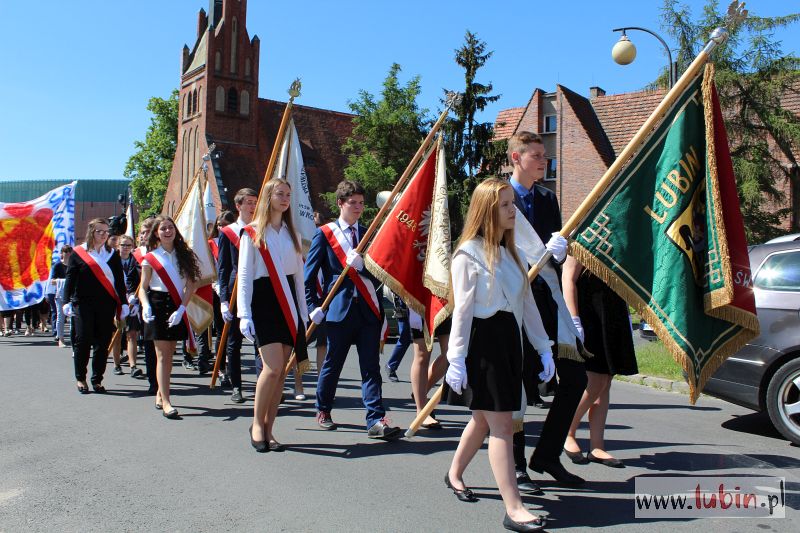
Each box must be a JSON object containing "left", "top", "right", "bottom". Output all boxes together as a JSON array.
[{"left": 703, "top": 240, "right": 800, "bottom": 444}]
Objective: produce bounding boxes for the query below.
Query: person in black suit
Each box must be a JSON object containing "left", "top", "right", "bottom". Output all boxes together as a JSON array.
[
  {"left": 217, "top": 188, "right": 258, "bottom": 403},
  {"left": 62, "top": 218, "right": 129, "bottom": 394},
  {"left": 507, "top": 131, "right": 587, "bottom": 487}
]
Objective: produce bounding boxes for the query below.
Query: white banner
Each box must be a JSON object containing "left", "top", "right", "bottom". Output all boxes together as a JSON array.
[{"left": 272, "top": 119, "right": 316, "bottom": 248}]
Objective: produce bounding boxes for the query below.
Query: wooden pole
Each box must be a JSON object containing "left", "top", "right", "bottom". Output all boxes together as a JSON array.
[
  {"left": 210, "top": 79, "right": 302, "bottom": 389},
  {"left": 406, "top": 32, "right": 729, "bottom": 437},
  {"left": 282, "top": 97, "right": 458, "bottom": 376}
]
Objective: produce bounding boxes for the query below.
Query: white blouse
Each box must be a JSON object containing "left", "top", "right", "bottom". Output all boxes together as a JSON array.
[
  {"left": 142, "top": 246, "right": 183, "bottom": 293},
  {"left": 447, "top": 239, "right": 552, "bottom": 364},
  {"left": 237, "top": 223, "right": 307, "bottom": 323}
]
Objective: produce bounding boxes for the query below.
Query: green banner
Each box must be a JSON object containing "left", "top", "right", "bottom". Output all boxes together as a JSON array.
[{"left": 571, "top": 66, "right": 758, "bottom": 402}]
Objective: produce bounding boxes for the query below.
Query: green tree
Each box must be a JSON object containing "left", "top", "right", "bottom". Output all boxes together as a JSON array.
[
  {"left": 442, "top": 31, "right": 501, "bottom": 229},
  {"left": 662, "top": 1, "right": 800, "bottom": 241},
  {"left": 332, "top": 64, "right": 429, "bottom": 224},
  {"left": 124, "top": 90, "right": 179, "bottom": 219}
]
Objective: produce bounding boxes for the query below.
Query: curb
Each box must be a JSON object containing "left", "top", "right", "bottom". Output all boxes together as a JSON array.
[{"left": 614, "top": 373, "right": 690, "bottom": 395}]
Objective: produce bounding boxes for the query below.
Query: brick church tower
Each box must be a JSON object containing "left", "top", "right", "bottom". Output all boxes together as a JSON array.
[{"left": 164, "top": 0, "right": 260, "bottom": 215}]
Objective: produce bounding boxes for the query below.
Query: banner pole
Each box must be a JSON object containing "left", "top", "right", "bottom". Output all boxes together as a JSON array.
[{"left": 210, "top": 79, "right": 302, "bottom": 388}]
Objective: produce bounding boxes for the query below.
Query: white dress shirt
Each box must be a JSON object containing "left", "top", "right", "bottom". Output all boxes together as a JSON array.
[
  {"left": 142, "top": 246, "right": 183, "bottom": 292},
  {"left": 337, "top": 217, "right": 359, "bottom": 246},
  {"left": 447, "top": 238, "right": 552, "bottom": 365},
  {"left": 237, "top": 223, "right": 308, "bottom": 323}
]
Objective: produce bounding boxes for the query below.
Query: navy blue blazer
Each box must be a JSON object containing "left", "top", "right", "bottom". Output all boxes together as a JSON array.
[
  {"left": 217, "top": 226, "right": 241, "bottom": 305},
  {"left": 304, "top": 222, "right": 382, "bottom": 324},
  {"left": 513, "top": 182, "right": 562, "bottom": 244}
]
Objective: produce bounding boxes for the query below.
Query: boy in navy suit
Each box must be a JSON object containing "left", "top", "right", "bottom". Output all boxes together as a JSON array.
[{"left": 304, "top": 181, "right": 401, "bottom": 440}]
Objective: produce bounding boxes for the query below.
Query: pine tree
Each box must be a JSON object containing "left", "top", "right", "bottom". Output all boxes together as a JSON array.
[{"left": 662, "top": 0, "right": 800, "bottom": 240}]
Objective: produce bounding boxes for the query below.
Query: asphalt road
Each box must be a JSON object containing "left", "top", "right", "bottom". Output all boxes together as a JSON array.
[{"left": 0, "top": 332, "right": 798, "bottom": 532}]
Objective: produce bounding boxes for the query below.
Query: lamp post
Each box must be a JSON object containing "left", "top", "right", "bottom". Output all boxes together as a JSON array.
[{"left": 612, "top": 26, "right": 677, "bottom": 87}]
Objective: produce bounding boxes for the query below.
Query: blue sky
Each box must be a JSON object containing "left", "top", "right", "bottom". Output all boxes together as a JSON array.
[{"left": 1, "top": 0, "right": 796, "bottom": 181}]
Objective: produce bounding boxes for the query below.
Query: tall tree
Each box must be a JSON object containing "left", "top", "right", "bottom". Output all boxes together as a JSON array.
[
  {"left": 332, "top": 64, "right": 429, "bottom": 224},
  {"left": 662, "top": 1, "right": 800, "bottom": 241},
  {"left": 442, "top": 31, "right": 501, "bottom": 228},
  {"left": 124, "top": 90, "right": 179, "bottom": 219}
]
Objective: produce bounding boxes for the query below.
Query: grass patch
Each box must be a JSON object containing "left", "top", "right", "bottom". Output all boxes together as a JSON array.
[{"left": 635, "top": 340, "right": 684, "bottom": 381}]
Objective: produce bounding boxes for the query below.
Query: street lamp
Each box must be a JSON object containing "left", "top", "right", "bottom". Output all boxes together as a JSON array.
[{"left": 612, "top": 26, "right": 677, "bottom": 87}]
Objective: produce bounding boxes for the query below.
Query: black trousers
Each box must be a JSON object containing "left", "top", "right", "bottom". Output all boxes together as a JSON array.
[
  {"left": 72, "top": 302, "right": 115, "bottom": 384},
  {"left": 143, "top": 339, "right": 157, "bottom": 387},
  {"left": 531, "top": 358, "right": 587, "bottom": 463},
  {"left": 223, "top": 318, "right": 243, "bottom": 388}
]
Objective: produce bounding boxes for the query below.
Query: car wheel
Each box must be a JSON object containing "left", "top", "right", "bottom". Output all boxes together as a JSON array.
[{"left": 765, "top": 358, "right": 800, "bottom": 446}]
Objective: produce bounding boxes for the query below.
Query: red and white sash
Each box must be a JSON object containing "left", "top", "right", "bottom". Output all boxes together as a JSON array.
[
  {"left": 242, "top": 226, "right": 299, "bottom": 343},
  {"left": 208, "top": 238, "right": 220, "bottom": 261},
  {"left": 73, "top": 244, "right": 122, "bottom": 318},
  {"left": 320, "top": 222, "right": 381, "bottom": 319},
  {"left": 220, "top": 224, "right": 242, "bottom": 249},
  {"left": 143, "top": 249, "right": 196, "bottom": 352},
  {"left": 133, "top": 246, "right": 145, "bottom": 265}
]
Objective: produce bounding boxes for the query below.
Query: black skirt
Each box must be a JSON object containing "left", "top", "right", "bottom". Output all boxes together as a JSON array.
[
  {"left": 411, "top": 316, "right": 452, "bottom": 340},
  {"left": 445, "top": 311, "right": 522, "bottom": 412},
  {"left": 251, "top": 276, "right": 308, "bottom": 360},
  {"left": 143, "top": 290, "right": 188, "bottom": 341}
]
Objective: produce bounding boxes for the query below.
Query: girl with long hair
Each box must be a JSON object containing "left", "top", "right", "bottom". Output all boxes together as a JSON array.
[
  {"left": 444, "top": 177, "right": 554, "bottom": 532},
  {"left": 62, "top": 218, "right": 128, "bottom": 393},
  {"left": 138, "top": 215, "right": 200, "bottom": 418},
  {"left": 237, "top": 178, "right": 308, "bottom": 452},
  {"left": 118, "top": 234, "right": 144, "bottom": 378}
]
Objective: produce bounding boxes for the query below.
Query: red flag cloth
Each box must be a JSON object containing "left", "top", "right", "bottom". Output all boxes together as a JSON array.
[{"left": 365, "top": 148, "right": 450, "bottom": 344}]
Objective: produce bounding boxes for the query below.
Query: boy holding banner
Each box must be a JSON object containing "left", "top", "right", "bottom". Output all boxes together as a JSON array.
[{"left": 304, "top": 180, "right": 401, "bottom": 440}]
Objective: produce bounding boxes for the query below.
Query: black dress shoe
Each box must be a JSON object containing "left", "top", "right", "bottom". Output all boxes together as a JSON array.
[
  {"left": 503, "top": 512, "right": 545, "bottom": 532},
  {"left": 564, "top": 448, "right": 590, "bottom": 465},
  {"left": 367, "top": 420, "right": 402, "bottom": 440},
  {"left": 515, "top": 470, "right": 544, "bottom": 495},
  {"left": 268, "top": 440, "right": 286, "bottom": 452},
  {"left": 92, "top": 385, "right": 107, "bottom": 394},
  {"left": 587, "top": 452, "right": 625, "bottom": 468},
  {"left": 444, "top": 472, "right": 479, "bottom": 503},
  {"left": 163, "top": 408, "right": 180, "bottom": 420},
  {"left": 529, "top": 457, "right": 585, "bottom": 486},
  {"left": 249, "top": 425, "right": 268, "bottom": 453},
  {"left": 76, "top": 383, "right": 89, "bottom": 394}
]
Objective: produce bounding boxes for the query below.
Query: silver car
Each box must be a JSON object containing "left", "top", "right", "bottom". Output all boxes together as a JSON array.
[{"left": 703, "top": 239, "right": 800, "bottom": 444}]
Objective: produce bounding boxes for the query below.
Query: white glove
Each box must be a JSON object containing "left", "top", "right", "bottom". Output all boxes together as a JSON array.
[
  {"left": 62, "top": 302, "right": 74, "bottom": 317},
  {"left": 131, "top": 304, "right": 140, "bottom": 317},
  {"left": 220, "top": 301, "right": 234, "bottom": 323},
  {"left": 545, "top": 233, "right": 568, "bottom": 263},
  {"left": 119, "top": 304, "right": 130, "bottom": 321},
  {"left": 142, "top": 303, "right": 155, "bottom": 323},
  {"left": 345, "top": 249, "right": 364, "bottom": 271},
  {"left": 445, "top": 358, "right": 468, "bottom": 395},
  {"left": 167, "top": 305, "right": 185, "bottom": 328},
  {"left": 239, "top": 317, "right": 256, "bottom": 342},
  {"left": 571, "top": 315, "right": 584, "bottom": 343},
  {"left": 538, "top": 351, "right": 555, "bottom": 382},
  {"left": 310, "top": 307, "right": 325, "bottom": 325},
  {"left": 127, "top": 293, "right": 137, "bottom": 305}
]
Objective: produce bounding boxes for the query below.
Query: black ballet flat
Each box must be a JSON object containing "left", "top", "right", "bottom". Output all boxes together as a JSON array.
[
  {"left": 563, "top": 448, "right": 589, "bottom": 465},
  {"left": 268, "top": 440, "right": 286, "bottom": 452},
  {"left": 502, "top": 512, "right": 546, "bottom": 532},
  {"left": 444, "top": 472, "right": 478, "bottom": 503},
  {"left": 162, "top": 408, "right": 179, "bottom": 420},
  {"left": 76, "top": 383, "right": 89, "bottom": 394},
  {"left": 249, "top": 425, "right": 268, "bottom": 453},
  {"left": 587, "top": 452, "right": 625, "bottom": 468}
]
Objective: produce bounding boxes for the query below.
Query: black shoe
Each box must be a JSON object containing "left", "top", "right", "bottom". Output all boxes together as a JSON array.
[
  {"left": 120, "top": 354, "right": 129, "bottom": 365},
  {"left": 502, "top": 512, "right": 545, "bottom": 532},
  {"left": 76, "top": 383, "right": 89, "bottom": 394},
  {"left": 386, "top": 366, "right": 399, "bottom": 382},
  {"left": 113, "top": 366, "right": 124, "bottom": 375},
  {"left": 268, "top": 440, "right": 286, "bottom": 452},
  {"left": 317, "top": 411, "right": 337, "bottom": 430},
  {"left": 367, "top": 419, "right": 402, "bottom": 440},
  {"left": 529, "top": 457, "right": 585, "bottom": 486},
  {"left": 163, "top": 408, "right": 179, "bottom": 420},
  {"left": 197, "top": 360, "right": 211, "bottom": 376},
  {"left": 130, "top": 367, "right": 144, "bottom": 379},
  {"left": 92, "top": 385, "right": 107, "bottom": 394},
  {"left": 515, "top": 470, "right": 544, "bottom": 495},
  {"left": 532, "top": 399, "right": 546, "bottom": 409},
  {"left": 230, "top": 388, "right": 245, "bottom": 403},
  {"left": 219, "top": 373, "right": 232, "bottom": 388},
  {"left": 444, "top": 472, "right": 479, "bottom": 502},
  {"left": 587, "top": 452, "right": 625, "bottom": 468},
  {"left": 249, "top": 425, "right": 268, "bottom": 453},
  {"left": 564, "top": 448, "right": 589, "bottom": 465}
]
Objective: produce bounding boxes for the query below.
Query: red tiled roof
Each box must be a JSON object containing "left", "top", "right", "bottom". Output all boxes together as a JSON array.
[
  {"left": 591, "top": 88, "right": 667, "bottom": 156},
  {"left": 558, "top": 85, "right": 615, "bottom": 167},
  {"left": 493, "top": 107, "right": 525, "bottom": 141}
]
